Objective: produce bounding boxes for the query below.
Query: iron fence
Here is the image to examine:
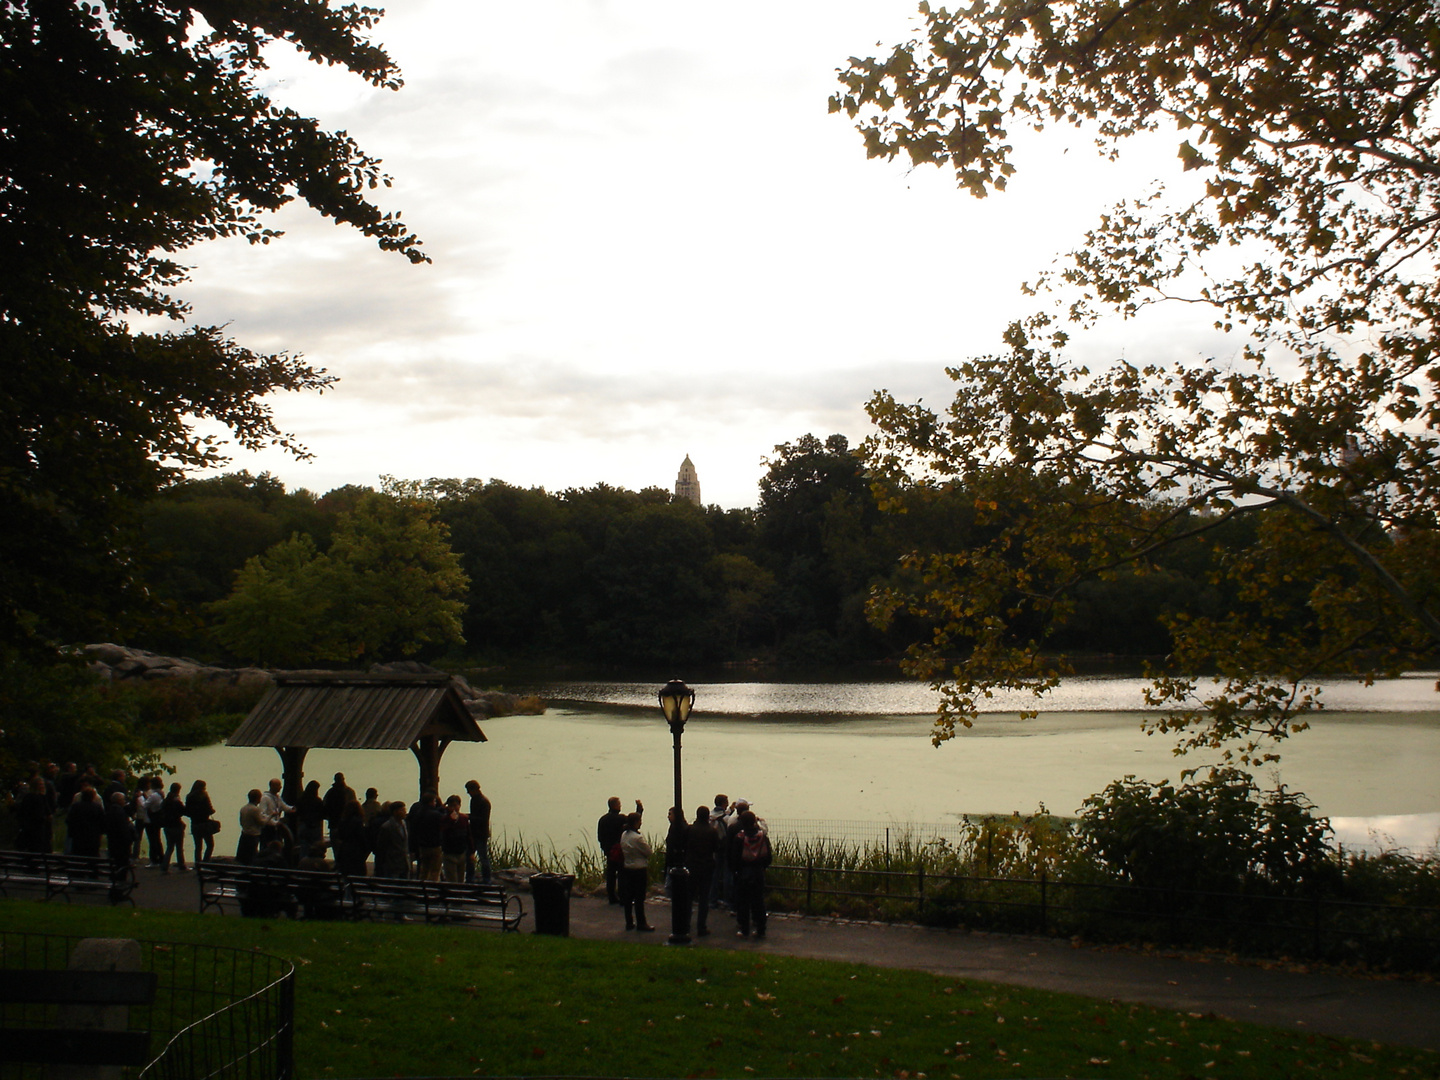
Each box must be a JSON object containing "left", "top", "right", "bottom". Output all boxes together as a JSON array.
[
  {"left": 764, "top": 862, "right": 1440, "bottom": 969},
  {"left": 763, "top": 817, "right": 971, "bottom": 852},
  {"left": 0, "top": 932, "right": 294, "bottom": 1080}
]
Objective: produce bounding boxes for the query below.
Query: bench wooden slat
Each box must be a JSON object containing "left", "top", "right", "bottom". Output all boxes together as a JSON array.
[
  {"left": 194, "top": 863, "right": 524, "bottom": 929},
  {"left": 197, "top": 863, "right": 347, "bottom": 918},
  {"left": 0, "top": 851, "right": 137, "bottom": 905},
  {"left": 350, "top": 876, "right": 525, "bottom": 930},
  {"left": 0, "top": 1027, "right": 153, "bottom": 1066},
  {"left": 0, "top": 970, "right": 157, "bottom": 1005}
]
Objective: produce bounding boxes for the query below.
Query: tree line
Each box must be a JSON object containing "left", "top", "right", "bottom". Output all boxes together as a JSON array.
[{"left": 131, "top": 433, "right": 1278, "bottom": 670}]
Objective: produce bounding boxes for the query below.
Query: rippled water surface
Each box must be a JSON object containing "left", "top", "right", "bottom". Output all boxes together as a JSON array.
[
  {"left": 168, "top": 675, "right": 1440, "bottom": 857},
  {"left": 536, "top": 672, "right": 1440, "bottom": 715}
]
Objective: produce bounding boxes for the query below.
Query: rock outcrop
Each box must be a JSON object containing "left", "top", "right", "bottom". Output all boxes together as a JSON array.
[
  {"left": 79, "top": 643, "right": 272, "bottom": 687},
  {"left": 78, "top": 645, "right": 546, "bottom": 718},
  {"left": 368, "top": 661, "right": 546, "bottom": 718}
]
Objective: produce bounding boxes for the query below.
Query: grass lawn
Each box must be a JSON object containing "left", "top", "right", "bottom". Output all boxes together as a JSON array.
[{"left": 2, "top": 899, "right": 1435, "bottom": 1079}]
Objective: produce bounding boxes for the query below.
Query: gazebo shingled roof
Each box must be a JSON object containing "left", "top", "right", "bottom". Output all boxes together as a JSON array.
[{"left": 228, "top": 672, "right": 486, "bottom": 803}]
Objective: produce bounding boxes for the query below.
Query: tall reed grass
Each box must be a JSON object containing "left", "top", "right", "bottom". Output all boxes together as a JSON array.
[{"left": 491, "top": 812, "right": 1069, "bottom": 900}]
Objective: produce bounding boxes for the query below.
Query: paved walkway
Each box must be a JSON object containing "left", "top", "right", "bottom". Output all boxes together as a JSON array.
[{"left": 108, "top": 863, "right": 1440, "bottom": 1052}]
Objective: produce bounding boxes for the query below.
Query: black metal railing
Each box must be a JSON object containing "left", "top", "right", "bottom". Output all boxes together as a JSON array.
[
  {"left": 765, "top": 862, "right": 1440, "bottom": 969},
  {"left": 0, "top": 932, "right": 294, "bottom": 1080}
]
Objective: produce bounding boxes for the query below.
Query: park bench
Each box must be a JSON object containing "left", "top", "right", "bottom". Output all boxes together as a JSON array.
[
  {"left": 0, "top": 957, "right": 158, "bottom": 1071},
  {"left": 348, "top": 876, "right": 525, "bottom": 931},
  {"left": 197, "top": 861, "right": 347, "bottom": 919},
  {"left": 0, "top": 850, "right": 138, "bottom": 905}
]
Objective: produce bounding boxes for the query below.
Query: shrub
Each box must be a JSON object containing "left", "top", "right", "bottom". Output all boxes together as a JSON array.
[
  {"left": 0, "top": 653, "right": 142, "bottom": 778},
  {"left": 99, "top": 678, "right": 267, "bottom": 748},
  {"left": 1074, "top": 768, "right": 1334, "bottom": 895}
]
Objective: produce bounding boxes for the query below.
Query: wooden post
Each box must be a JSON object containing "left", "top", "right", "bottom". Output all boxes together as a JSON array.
[
  {"left": 410, "top": 735, "right": 453, "bottom": 797},
  {"left": 1039, "top": 869, "right": 1047, "bottom": 933},
  {"left": 275, "top": 746, "right": 309, "bottom": 812}
]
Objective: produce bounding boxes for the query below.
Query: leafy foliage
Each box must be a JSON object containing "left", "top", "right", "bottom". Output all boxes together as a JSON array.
[
  {"left": 421, "top": 465, "right": 900, "bottom": 666},
  {"left": 139, "top": 472, "right": 331, "bottom": 625},
  {"left": 838, "top": 0, "right": 1440, "bottom": 759},
  {"left": 209, "top": 489, "right": 468, "bottom": 665},
  {"left": 0, "top": 655, "right": 141, "bottom": 778},
  {"left": 1075, "top": 769, "right": 1333, "bottom": 894},
  {"left": 0, "top": 1, "right": 422, "bottom": 654},
  {"left": 100, "top": 677, "right": 267, "bottom": 750},
  {"left": 208, "top": 533, "right": 339, "bottom": 666},
  {"left": 756, "top": 434, "right": 894, "bottom": 661},
  {"left": 131, "top": 457, "right": 1303, "bottom": 669}
]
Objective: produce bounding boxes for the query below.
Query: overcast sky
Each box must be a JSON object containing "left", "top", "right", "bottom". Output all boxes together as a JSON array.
[{"left": 175, "top": 0, "right": 1232, "bottom": 509}]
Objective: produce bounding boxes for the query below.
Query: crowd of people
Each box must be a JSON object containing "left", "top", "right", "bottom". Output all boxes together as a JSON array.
[
  {"left": 6, "top": 762, "right": 496, "bottom": 886},
  {"left": 10, "top": 760, "right": 772, "bottom": 936},
  {"left": 597, "top": 792, "right": 772, "bottom": 939},
  {"left": 230, "top": 774, "right": 495, "bottom": 884}
]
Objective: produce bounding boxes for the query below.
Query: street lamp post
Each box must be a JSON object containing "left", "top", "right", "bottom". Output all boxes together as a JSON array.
[{"left": 659, "top": 678, "right": 695, "bottom": 945}]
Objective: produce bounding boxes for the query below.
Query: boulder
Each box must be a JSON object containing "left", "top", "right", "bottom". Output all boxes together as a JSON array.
[
  {"left": 83, "top": 643, "right": 131, "bottom": 666},
  {"left": 465, "top": 691, "right": 546, "bottom": 718},
  {"left": 233, "top": 669, "right": 275, "bottom": 689},
  {"left": 369, "top": 660, "right": 434, "bottom": 675},
  {"left": 74, "top": 648, "right": 535, "bottom": 714}
]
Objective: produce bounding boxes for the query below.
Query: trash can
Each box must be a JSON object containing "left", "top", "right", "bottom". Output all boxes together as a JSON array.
[{"left": 530, "top": 872, "right": 575, "bottom": 936}]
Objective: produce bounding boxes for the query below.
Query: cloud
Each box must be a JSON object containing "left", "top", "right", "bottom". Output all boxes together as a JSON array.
[{"left": 173, "top": 1, "right": 1255, "bottom": 511}]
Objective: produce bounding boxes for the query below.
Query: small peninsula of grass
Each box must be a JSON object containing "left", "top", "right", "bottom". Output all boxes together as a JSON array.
[{"left": 3, "top": 900, "right": 1434, "bottom": 1079}]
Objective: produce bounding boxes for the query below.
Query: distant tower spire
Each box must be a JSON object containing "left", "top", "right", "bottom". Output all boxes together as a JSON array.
[{"left": 675, "top": 454, "right": 701, "bottom": 506}]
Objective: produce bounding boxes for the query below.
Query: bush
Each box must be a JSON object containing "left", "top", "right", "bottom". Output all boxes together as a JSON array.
[
  {"left": 1073, "top": 769, "right": 1334, "bottom": 895},
  {"left": 0, "top": 653, "right": 141, "bottom": 778},
  {"left": 99, "top": 678, "right": 267, "bottom": 748}
]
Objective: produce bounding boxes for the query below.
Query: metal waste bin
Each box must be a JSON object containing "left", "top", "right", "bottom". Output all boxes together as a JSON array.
[{"left": 530, "top": 872, "right": 575, "bottom": 935}]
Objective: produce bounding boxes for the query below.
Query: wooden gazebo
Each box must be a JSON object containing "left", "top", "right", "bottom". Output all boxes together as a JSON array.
[{"left": 227, "top": 672, "right": 487, "bottom": 807}]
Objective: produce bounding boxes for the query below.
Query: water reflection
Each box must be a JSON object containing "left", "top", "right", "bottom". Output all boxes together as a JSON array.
[
  {"left": 534, "top": 673, "right": 1440, "bottom": 716},
  {"left": 164, "top": 673, "right": 1440, "bottom": 862}
]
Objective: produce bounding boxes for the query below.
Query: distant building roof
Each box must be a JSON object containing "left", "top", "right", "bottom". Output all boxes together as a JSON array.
[
  {"left": 675, "top": 454, "right": 701, "bottom": 506},
  {"left": 227, "top": 672, "right": 486, "bottom": 750}
]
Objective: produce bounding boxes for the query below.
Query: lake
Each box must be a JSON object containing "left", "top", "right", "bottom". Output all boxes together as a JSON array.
[{"left": 166, "top": 673, "right": 1440, "bottom": 857}]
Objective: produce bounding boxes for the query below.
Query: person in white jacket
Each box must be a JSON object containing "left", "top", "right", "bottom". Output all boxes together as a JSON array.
[
  {"left": 619, "top": 812, "right": 654, "bottom": 932},
  {"left": 139, "top": 778, "right": 164, "bottom": 863}
]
